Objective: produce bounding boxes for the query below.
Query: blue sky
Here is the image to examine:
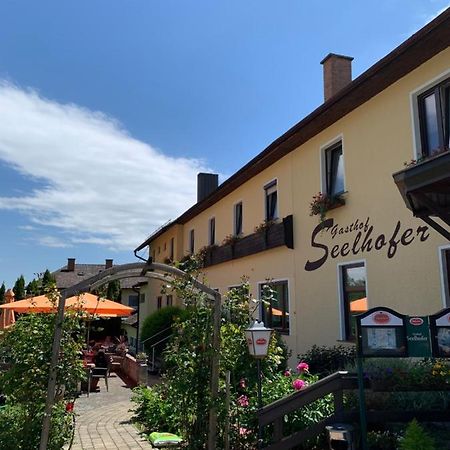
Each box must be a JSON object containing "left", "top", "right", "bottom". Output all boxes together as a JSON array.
[{"left": 0, "top": 0, "right": 448, "bottom": 288}]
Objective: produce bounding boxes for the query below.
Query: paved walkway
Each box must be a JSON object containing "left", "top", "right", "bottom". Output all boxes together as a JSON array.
[{"left": 71, "top": 373, "right": 154, "bottom": 450}]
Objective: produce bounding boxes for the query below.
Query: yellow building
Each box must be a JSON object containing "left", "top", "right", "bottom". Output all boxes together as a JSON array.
[{"left": 133, "top": 10, "right": 450, "bottom": 357}]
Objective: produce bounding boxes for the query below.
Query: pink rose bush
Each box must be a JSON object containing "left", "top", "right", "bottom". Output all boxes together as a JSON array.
[
  {"left": 292, "top": 378, "right": 306, "bottom": 390},
  {"left": 297, "top": 362, "right": 309, "bottom": 373},
  {"left": 237, "top": 394, "right": 249, "bottom": 407}
]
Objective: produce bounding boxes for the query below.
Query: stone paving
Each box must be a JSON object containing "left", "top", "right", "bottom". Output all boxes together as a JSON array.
[{"left": 71, "top": 373, "right": 154, "bottom": 450}]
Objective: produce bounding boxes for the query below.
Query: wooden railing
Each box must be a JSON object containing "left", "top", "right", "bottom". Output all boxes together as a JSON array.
[
  {"left": 258, "top": 371, "right": 450, "bottom": 450},
  {"left": 202, "top": 215, "right": 294, "bottom": 268},
  {"left": 258, "top": 371, "right": 357, "bottom": 450}
]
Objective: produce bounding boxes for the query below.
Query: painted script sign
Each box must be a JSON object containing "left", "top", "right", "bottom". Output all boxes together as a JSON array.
[{"left": 305, "top": 217, "right": 430, "bottom": 271}]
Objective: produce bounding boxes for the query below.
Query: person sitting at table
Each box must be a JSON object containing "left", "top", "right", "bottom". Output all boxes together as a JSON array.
[{"left": 90, "top": 349, "right": 109, "bottom": 391}]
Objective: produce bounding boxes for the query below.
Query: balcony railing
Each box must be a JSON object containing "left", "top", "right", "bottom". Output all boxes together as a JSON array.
[{"left": 202, "top": 215, "right": 293, "bottom": 268}]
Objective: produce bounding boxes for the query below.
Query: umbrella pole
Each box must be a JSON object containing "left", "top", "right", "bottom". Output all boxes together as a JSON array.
[
  {"left": 39, "top": 292, "right": 67, "bottom": 450},
  {"left": 86, "top": 318, "right": 91, "bottom": 348}
]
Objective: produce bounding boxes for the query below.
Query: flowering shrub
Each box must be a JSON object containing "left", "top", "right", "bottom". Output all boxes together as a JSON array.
[
  {"left": 131, "top": 269, "right": 330, "bottom": 449},
  {"left": 0, "top": 287, "right": 84, "bottom": 449},
  {"left": 403, "top": 147, "right": 449, "bottom": 168},
  {"left": 361, "top": 358, "right": 450, "bottom": 390},
  {"left": 253, "top": 219, "right": 275, "bottom": 234},
  {"left": 309, "top": 192, "right": 344, "bottom": 223}
]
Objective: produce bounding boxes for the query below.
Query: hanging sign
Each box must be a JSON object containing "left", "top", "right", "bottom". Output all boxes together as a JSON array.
[
  {"left": 429, "top": 308, "right": 450, "bottom": 358},
  {"left": 356, "top": 307, "right": 407, "bottom": 357}
]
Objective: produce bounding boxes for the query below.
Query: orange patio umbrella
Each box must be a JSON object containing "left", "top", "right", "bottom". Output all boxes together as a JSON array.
[
  {"left": 0, "top": 289, "right": 16, "bottom": 329},
  {"left": 350, "top": 297, "right": 368, "bottom": 312},
  {"left": 0, "top": 292, "right": 134, "bottom": 317}
]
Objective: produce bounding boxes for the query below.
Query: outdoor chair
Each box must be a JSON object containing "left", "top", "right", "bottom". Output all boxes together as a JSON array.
[{"left": 87, "top": 367, "right": 108, "bottom": 396}]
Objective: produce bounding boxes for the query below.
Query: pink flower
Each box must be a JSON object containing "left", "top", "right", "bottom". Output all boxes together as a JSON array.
[
  {"left": 297, "top": 362, "right": 309, "bottom": 373},
  {"left": 284, "top": 369, "right": 291, "bottom": 377},
  {"left": 239, "top": 378, "right": 246, "bottom": 389},
  {"left": 239, "top": 427, "right": 251, "bottom": 436},
  {"left": 237, "top": 394, "right": 249, "bottom": 407},
  {"left": 292, "top": 379, "right": 306, "bottom": 390}
]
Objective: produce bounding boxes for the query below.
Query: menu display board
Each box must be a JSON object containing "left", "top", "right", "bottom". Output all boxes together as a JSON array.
[
  {"left": 356, "top": 308, "right": 407, "bottom": 357},
  {"left": 429, "top": 309, "right": 450, "bottom": 358}
]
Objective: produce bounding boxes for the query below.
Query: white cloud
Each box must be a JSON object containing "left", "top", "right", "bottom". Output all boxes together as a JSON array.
[
  {"left": 37, "top": 236, "right": 72, "bottom": 249},
  {"left": 0, "top": 82, "right": 211, "bottom": 250}
]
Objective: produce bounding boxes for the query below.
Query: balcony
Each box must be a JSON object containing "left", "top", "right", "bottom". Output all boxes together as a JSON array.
[
  {"left": 202, "top": 215, "right": 293, "bottom": 268},
  {"left": 393, "top": 150, "right": 450, "bottom": 240}
]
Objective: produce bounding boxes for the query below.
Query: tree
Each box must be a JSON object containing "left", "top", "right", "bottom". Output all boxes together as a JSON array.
[
  {"left": 25, "top": 280, "right": 40, "bottom": 297},
  {"left": 0, "top": 282, "right": 5, "bottom": 305},
  {"left": 13, "top": 276, "right": 26, "bottom": 300},
  {"left": 41, "top": 269, "right": 56, "bottom": 293},
  {"left": 106, "top": 280, "right": 121, "bottom": 301}
]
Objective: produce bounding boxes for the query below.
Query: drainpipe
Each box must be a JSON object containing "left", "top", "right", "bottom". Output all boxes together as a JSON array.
[{"left": 132, "top": 284, "right": 141, "bottom": 354}]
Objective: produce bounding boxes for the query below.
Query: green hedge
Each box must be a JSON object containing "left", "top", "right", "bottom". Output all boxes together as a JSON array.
[
  {"left": 140, "top": 306, "right": 189, "bottom": 355},
  {"left": 298, "top": 344, "right": 356, "bottom": 378}
]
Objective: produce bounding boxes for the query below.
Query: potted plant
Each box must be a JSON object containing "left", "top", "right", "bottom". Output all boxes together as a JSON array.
[
  {"left": 254, "top": 219, "right": 276, "bottom": 245},
  {"left": 136, "top": 352, "right": 148, "bottom": 365},
  {"left": 222, "top": 234, "right": 241, "bottom": 257},
  {"left": 309, "top": 192, "right": 345, "bottom": 223}
]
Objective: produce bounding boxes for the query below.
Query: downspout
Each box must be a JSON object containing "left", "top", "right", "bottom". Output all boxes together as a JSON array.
[{"left": 132, "top": 283, "right": 141, "bottom": 354}]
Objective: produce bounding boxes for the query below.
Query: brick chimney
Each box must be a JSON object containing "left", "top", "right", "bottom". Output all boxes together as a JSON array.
[
  {"left": 67, "top": 258, "right": 76, "bottom": 272},
  {"left": 320, "top": 53, "right": 353, "bottom": 102},
  {"left": 105, "top": 259, "right": 113, "bottom": 269}
]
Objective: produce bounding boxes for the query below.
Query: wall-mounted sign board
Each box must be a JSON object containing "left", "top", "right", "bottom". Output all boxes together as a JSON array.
[
  {"left": 429, "top": 308, "right": 450, "bottom": 358},
  {"left": 405, "top": 316, "right": 432, "bottom": 357},
  {"left": 356, "top": 308, "right": 407, "bottom": 357}
]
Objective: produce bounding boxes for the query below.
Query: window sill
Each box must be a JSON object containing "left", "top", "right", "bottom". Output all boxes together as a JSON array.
[
  {"left": 327, "top": 191, "right": 347, "bottom": 209},
  {"left": 274, "top": 329, "right": 290, "bottom": 336}
]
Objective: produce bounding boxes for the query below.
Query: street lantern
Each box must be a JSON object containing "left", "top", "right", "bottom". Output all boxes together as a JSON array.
[
  {"left": 245, "top": 320, "right": 273, "bottom": 449},
  {"left": 245, "top": 320, "right": 273, "bottom": 358}
]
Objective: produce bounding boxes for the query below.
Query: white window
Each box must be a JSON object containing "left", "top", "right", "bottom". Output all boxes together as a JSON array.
[
  {"left": 264, "top": 181, "right": 278, "bottom": 221},
  {"left": 411, "top": 71, "right": 450, "bottom": 158},
  {"left": 321, "top": 137, "right": 345, "bottom": 197},
  {"left": 417, "top": 77, "right": 450, "bottom": 157},
  {"left": 259, "top": 280, "right": 289, "bottom": 334},
  {"left": 440, "top": 246, "right": 450, "bottom": 308},
  {"left": 338, "top": 261, "right": 368, "bottom": 340}
]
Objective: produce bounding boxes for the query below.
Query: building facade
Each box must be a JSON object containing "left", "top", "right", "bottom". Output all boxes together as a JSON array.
[{"left": 135, "top": 10, "right": 450, "bottom": 357}]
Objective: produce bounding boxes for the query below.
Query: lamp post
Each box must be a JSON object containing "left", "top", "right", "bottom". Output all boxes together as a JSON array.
[{"left": 245, "top": 320, "right": 273, "bottom": 449}]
